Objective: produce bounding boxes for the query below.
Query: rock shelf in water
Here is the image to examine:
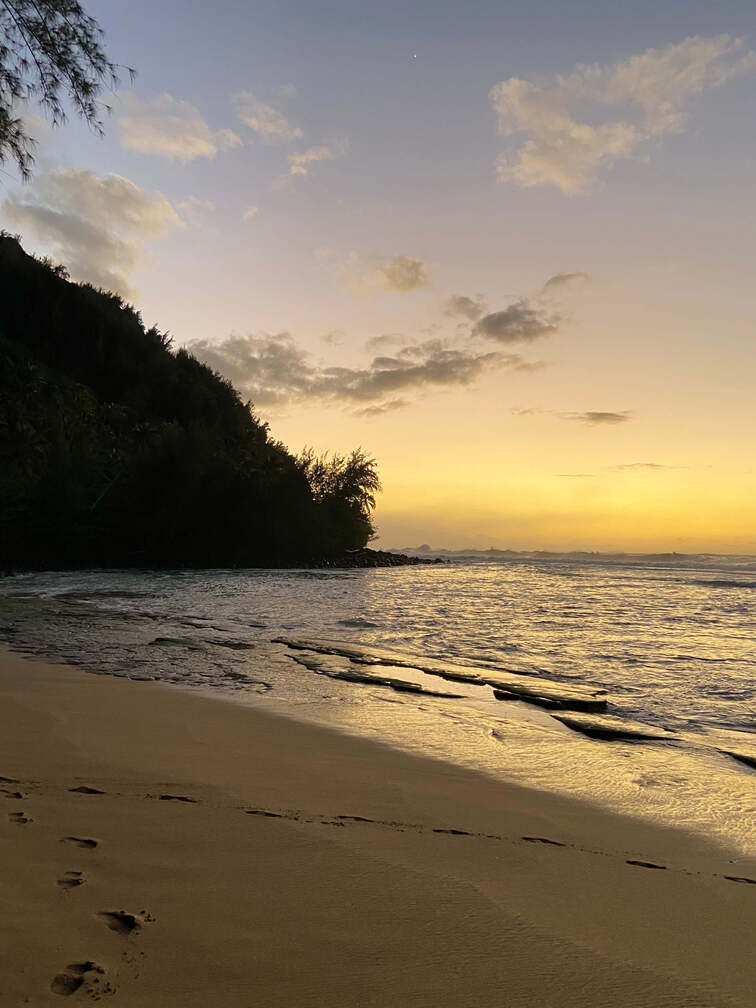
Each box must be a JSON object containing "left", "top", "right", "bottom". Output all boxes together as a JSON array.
[
  {"left": 289, "top": 653, "right": 466, "bottom": 699},
  {"left": 721, "top": 749, "right": 756, "bottom": 770},
  {"left": 552, "top": 713, "right": 678, "bottom": 743},
  {"left": 274, "top": 637, "right": 608, "bottom": 713}
]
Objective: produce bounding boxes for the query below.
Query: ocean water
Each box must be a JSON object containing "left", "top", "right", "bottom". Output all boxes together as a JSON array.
[{"left": 1, "top": 555, "right": 754, "bottom": 854}]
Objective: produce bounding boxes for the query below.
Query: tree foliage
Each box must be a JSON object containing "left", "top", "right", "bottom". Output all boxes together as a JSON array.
[
  {"left": 0, "top": 0, "right": 126, "bottom": 177},
  {"left": 298, "top": 449, "right": 381, "bottom": 551},
  {"left": 0, "top": 235, "right": 381, "bottom": 569}
]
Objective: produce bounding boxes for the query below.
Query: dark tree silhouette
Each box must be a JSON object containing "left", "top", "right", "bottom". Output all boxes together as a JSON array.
[
  {"left": 0, "top": 0, "right": 127, "bottom": 177},
  {"left": 0, "top": 235, "right": 385, "bottom": 569},
  {"left": 298, "top": 449, "right": 382, "bottom": 551}
]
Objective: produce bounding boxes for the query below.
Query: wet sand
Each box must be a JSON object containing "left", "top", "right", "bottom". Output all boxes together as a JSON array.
[{"left": 1, "top": 644, "right": 754, "bottom": 1006}]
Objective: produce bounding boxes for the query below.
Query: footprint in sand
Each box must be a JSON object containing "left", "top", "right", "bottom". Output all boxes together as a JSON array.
[
  {"left": 62, "top": 836, "right": 98, "bottom": 849},
  {"left": 158, "top": 794, "right": 197, "bottom": 803},
  {"left": 68, "top": 785, "right": 107, "bottom": 795},
  {"left": 626, "top": 859, "right": 667, "bottom": 870},
  {"left": 97, "top": 910, "right": 154, "bottom": 936},
  {"left": 57, "top": 870, "right": 86, "bottom": 890},
  {"left": 8, "top": 810, "right": 31, "bottom": 824},
  {"left": 51, "top": 961, "right": 114, "bottom": 998}
]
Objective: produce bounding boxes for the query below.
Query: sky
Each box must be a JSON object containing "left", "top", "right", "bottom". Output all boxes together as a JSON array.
[{"left": 2, "top": 0, "right": 755, "bottom": 552}]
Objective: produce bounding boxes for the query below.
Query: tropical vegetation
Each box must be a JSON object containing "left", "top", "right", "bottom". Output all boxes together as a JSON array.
[{"left": 0, "top": 234, "right": 381, "bottom": 568}]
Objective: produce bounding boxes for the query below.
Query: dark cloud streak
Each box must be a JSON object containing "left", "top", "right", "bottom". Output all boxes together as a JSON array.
[
  {"left": 188, "top": 332, "right": 525, "bottom": 415},
  {"left": 561, "top": 411, "right": 632, "bottom": 425},
  {"left": 609, "top": 462, "right": 680, "bottom": 470},
  {"left": 472, "top": 300, "right": 559, "bottom": 343}
]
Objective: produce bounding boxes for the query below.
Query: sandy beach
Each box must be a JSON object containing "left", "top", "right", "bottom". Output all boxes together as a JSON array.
[{"left": 1, "top": 644, "right": 754, "bottom": 1007}]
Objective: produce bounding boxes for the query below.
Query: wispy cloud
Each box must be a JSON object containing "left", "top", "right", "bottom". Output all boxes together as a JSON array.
[
  {"left": 562, "top": 411, "right": 632, "bottom": 424},
  {"left": 339, "top": 253, "right": 429, "bottom": 295},
  {"left": 176, "top": 196, "right": 215, "bottom": 226},
  {"left": 444, "top": 294, "right": 487, "bottom": 320},
  {"left": 372, "top": 255, "right": 428, "bottom": 292},
  {"left": 2, "top": 169, "right": 181, "bottom": 297},
  {"left": 241, "top": 204, "right": 260, "bottom": 221},
  {"left": 188, "top": 332, "right": 530, "bottom": 414},
  {"left": 118, "top": 93, "right": 241, "bottom": 161},
  {"left": 559, "top": 463, "right": 685, "bottom": 475},
  {"left": 321, "top": 329, "right": 345, "bottom": 346},
  {"left": 282, "top": 141, "right": 347, "bottom": 181},
  {"left": 541, "top": 272, "right": 589, "bottom": 294},
  {"left": 490, "top": 35, "right": 756, "bottom": 192},
  {"left": 364, "top": 333, "right": 405, "bottom": 352},
  {"left": 609, "top": 462, "right": 681, "bottom": 470},
  {"left": 353, "top": 399, "right": 409, "bottom": 418},
  {"left": 232, "top": 91, "right": 302, "bottom": 142}
]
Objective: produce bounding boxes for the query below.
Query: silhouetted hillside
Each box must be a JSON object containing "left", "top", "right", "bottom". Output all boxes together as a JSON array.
[{"left": 0, "top": 235, "right": 380, "bottom": 569}]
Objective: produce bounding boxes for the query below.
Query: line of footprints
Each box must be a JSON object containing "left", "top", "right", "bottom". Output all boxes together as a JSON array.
[
  {"left": 3, "top": 772, "right": 755, "bottom": 997},
  {"left": 2, "top": 777, "right": 156, "bottom": 999}
]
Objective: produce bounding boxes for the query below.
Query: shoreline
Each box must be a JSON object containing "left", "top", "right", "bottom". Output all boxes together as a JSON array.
[
  {"left": 0, "top": 548, "right": 442, "bottom": 578},
  {"left": 1, "top": 644, "right": 754, "bottom": 1006}
]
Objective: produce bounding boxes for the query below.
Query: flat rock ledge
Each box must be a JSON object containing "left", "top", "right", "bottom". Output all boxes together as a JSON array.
[
  {"left": 290, "top": 653, "right": 466, "bottom": 700},
  {"left": 722, "top": 749, "right": 756, "bottom": 770},
  {"left": 274, "top": 637, "right": 608, "bottom": 714},
  {"left": 552, "top": 713, "right": 678, "bottom": 743}
]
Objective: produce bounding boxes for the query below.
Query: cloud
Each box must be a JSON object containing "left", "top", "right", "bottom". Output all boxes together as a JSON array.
[
  {"left": 176, "top": 196, "right": 215, "bottom": 226},
  {"left": 232, "top": 91, "right": 302, "bottom": 142},
  {"left": 188, "top": 332, "right": 527, "bottom": 414},
  {"left": 282, "top": 141, "right": 347, "bottom": 180},
  {"left": 472, "top": 300, "right": 559, "bottom": 343},
  {"left": 556, "top": 473, "right": 595, "bottom": 478},
  {"left": 338, "top": 253, "right": 430, "bottom": 296},
  {"left": 364, "top": 333, "right": 405, "bottom": 352},
  {"left": 444, "top": 294, "right": 486, "bottom": 320},
  {"left": 1, "top": 169, "right": 181, "bottom": 297},
  {"left": 353, "top": 399, "right": 409, "bottom": 418},
  {"left": 490, "top": 35, "right": 756, "bottom": 192},
  {"left": 541, "top": 272, "right": 589, "bottom": 293},
  {"left": 372, "top": 255, "right": 428, "bottom": 292},
  {"left": 118, "top": 93, "right": 241, "bottom": 161},
  {"left": 609, "top": 462, "right": 677, "bottom": 470},
  {"left": 242, "top": 204, "right": 260, "bottom": 221},
  {"left": 510, "top": 407, "right": 631, "bottom": 424},
  {"left": 562, "top": 411, "right": 632, "bottom": 424},
  {"left": 321, "top": 329, "right": 345, "bottom": 346}
]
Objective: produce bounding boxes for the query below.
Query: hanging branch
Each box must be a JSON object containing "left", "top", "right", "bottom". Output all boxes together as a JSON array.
[{"left": 0, "top": 1, "right": 133, "bottom": 178}]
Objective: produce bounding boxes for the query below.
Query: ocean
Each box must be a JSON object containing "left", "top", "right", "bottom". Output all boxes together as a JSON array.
[{"left": 2, "top": 554, "right": 754, "bottom": 854}]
